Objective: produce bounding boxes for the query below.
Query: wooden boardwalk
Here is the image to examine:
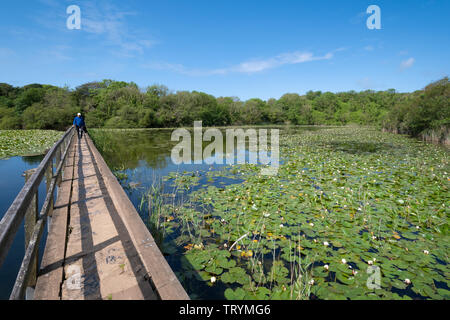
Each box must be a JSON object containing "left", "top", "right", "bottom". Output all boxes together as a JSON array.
[{"left": 0, "top": 128, "right": 188, "bottom": 300}]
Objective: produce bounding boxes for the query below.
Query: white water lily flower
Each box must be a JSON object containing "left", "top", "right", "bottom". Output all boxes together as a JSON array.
[
  {"left": 323, "top": 241, "right": 329, "bottom": 246},
  {"left": 309, "top": 223, "right": 314, "bottom": 227},
  {"left": 397, "top": 199, "right": 405, "bottom": 204},
  {"left": 372, "top": 236, "right": 377, "bottom": 240},
  {"left": 352, "top": 270, "right": 358, "bottom": 276},
  {"left": 423, "top": 250, "right": 429, "bottom": 255},
  {"left": 324, "top": 264, "right": 329, "bottom": 270},
  {"left": 263, "top": 213, "right": 270, "bottom": 218},
  {"left": 404, "top": 279, "right": 411, "bottom": 284},
  {"left": 368, "top": 260, "right": 373, "bottom": 265},
  {"left": 308, "top": 279, "right": 315, "bottom": 285},
  {"left": 280, "top": 224, "right": 284, "bottom": 228},
  {"left": 210, "top": 276, "right": 216, "bottom": 283},
  {"left": 341, "top": 259, "right": 347, "bottom": 264}
]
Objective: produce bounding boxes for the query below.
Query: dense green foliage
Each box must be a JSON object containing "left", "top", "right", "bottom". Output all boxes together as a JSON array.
[
  {"left": 0, "top": 78, "right": 448, "bottom": 141},
  {"left": 383, "top": 78, "right": 450, "bottom": 143}
]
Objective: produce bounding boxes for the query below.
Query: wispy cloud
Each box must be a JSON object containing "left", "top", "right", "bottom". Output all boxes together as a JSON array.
[
  {"left": 81, "top": 1, "right": 156, "bottom": 56},
  {"left": 144, "top": 50, "right": 336, "bottom": 76},
  {"left": 37, "top": 0, "right": 156, "bottom": 57},
  {"left": 234, "top": 51, "right": 333, "bottom": 73},
  {"left": 400, "top": 57, "right": 415, "bottom": 70},
  {"left": 364, "top": 45, "right": 374, "bottom": 51}
]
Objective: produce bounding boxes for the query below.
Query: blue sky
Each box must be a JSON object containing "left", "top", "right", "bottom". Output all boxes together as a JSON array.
[{"left": 0, "top": 0, "right": 449, "bottom": 100}]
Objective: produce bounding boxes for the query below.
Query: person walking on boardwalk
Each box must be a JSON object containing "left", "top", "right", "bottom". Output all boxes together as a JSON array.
[{"left": 73, "top": 113, "right": 86, "bottom": 139}]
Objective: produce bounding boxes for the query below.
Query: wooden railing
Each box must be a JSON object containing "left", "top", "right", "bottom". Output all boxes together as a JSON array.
[{"left": 0, "top": 127, "right": 75, "bottom": 300}]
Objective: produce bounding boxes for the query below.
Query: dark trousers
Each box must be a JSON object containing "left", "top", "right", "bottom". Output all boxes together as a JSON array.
[{"left": 76, "top": 126, "right": 84, "bottom": 139}]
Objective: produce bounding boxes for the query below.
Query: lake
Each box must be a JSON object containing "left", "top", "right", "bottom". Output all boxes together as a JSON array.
[
  {"left": 89, "top": 126, "right": 450, "bottom": 300},
  {"left": 1, "top": 126, "right": 448, "bottom": 300},
  {"left": 0, "top": 155, "right": 49, "bottom": 300}
]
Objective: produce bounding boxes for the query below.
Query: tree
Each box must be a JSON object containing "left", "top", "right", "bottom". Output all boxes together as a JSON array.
[
  {"left": 240, "top": 99, "right": 266, "bottom": 124},
  {"left": 0, "top": 107, "right": 21, "bottom": 129},
  {"left": 15, "top": 87, "right": 46, "bottom": 113},
  {"left": 0, "top": 78, "right": 447, "bottom": 142}
]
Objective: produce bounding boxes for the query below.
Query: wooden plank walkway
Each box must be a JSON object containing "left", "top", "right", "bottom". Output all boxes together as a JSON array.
[{"left": 34, "top": 134, "right": 188, "bottom": 300}]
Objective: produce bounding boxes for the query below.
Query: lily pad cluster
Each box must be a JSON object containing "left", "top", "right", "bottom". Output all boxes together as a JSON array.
[
  {"left": 93, "top": 126, "right": 450, "bottom": 300},
  {"left": 0, "top": 130, "right": 63, "bottom": 159}
]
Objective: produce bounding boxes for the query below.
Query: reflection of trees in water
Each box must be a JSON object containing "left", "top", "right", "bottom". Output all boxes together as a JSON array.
[
  {"left": 21, "top": 155, "right": 45, "bottom": 165},
  {"left": 91, "top": 130, "right": 174, "bottom": 171},
  {"left": 91, "top": 127, "right": 303, "bottom": 171}
]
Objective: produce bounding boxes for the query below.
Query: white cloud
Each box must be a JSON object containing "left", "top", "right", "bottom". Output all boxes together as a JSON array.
[
  {"left": 143, "top": 50, "right": 335, "bottom": 76},
  {"left": 80, "top": 2, "right": 156, "bottom": 56},
  {"left": 234, "top": 51, "right": 333, "bottom": 73},
  {"left": 364, "top": 45, "right": 374, "bottom": 51},
  {"left": 37, "top": 0, "right": 155, "bottom": 57},
  {"left": 400, "top": 57, "right": 415, "bottom": 70}
]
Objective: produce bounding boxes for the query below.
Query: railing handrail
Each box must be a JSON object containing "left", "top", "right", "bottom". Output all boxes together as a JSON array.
[{"left": 0, "top": 127, "right": 74, "bottom": 269}]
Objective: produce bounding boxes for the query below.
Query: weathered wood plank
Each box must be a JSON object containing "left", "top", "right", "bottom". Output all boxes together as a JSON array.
[
  {"left": 33, "top": 139, "right": 76, "bottom": 300},
  {"left": 85, "top": 135, "right": 189, "bottom": 300},
  {"left": 24, "top": 169, "right": 38, "bottom": 290},
  {"left": 0, "top": 127, "right": 74, "bottom": 268},
  {"left": 11, "top": 134, "right": 75, "bottom": 300},
  {"left": 10, "top": 219, "right": 44, "bottom": 300},
  {"left": 61, "top": 137, "right": 157, "bottom": 300},
  {"left": 45, "top": 161, "right": 54, "bottom": 218},
  {"left": 34, "top": 133, "right": 188, "bottom": 300}
]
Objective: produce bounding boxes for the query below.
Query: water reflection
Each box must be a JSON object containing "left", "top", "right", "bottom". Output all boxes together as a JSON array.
[
  {"left": 90, "top": 127, "right": 291, "bottom": 298},
  {"left": 0, "top": 155, "right": 47, "bottom": 300},
  {"left": 90, "top": 127, "right": 286, "bottom": 172}
]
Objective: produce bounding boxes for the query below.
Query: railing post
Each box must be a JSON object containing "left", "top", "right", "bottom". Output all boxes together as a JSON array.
[
  {"left": 45, "top": 161, "right": 54, "bottom": 232},
  {"left": 55, "top": 147, "right": 62, "bottom": 187},
  {"left": 24, "top": 169, "right": 38, "bottom": 300}
]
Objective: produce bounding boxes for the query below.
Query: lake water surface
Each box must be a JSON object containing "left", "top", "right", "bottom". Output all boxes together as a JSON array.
[
  {"left": 90, "top": 126, "right": 449, "bottom": 300},
  {"left": 0, "top": 155, "right": 48, "bottom": 300},
  {"left": 2, "top": 126, "right": 447, "bottom": 300}
]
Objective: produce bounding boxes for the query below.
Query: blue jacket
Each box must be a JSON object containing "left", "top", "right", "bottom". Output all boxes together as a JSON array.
[{"left": 73, "top": 116, "right": 85, "bottom": 127}]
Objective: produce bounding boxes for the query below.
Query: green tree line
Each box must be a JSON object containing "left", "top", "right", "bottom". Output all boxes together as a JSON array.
[{"left": 0, "top": 77, "right": 448, "bottom": 142}]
